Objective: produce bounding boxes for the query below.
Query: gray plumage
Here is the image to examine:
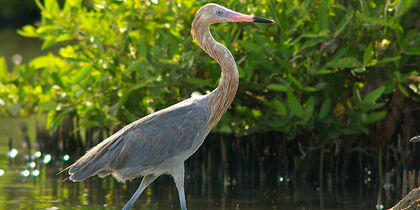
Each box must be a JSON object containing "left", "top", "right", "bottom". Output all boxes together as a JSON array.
[
  {"left": 64, "top": 3, "right": 273, "bottom": 210},
  {"left": 68, "top": 96, "right": 209, "bottom": 182}
]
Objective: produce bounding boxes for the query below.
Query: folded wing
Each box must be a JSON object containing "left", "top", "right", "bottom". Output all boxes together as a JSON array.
[{"left": 67, "top": 98, "right": 209, "bottom": 181}]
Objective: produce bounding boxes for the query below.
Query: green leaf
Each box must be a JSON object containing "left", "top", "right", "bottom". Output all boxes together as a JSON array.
[
  {"left": 394, "top": 0, "right": 418, "bottom": 18},
  {"left": 29, "top": 54, "right": 65, "bottom": 69},
  {"left": 17, "top": 25, "right": 38, "bottom": 37},
  {"left": 117, "top": 76, "right": 158, "bottom": 109},
  {"left": 316, "top": 69, "right": 332, "bottom": 75},
  {"left": 111, "top": 0, "right": 124, "bottom": 5},
  {"left": 56, "top": 33, "right": 73, "bottom": 42},
  {"left": 126, "top": 60, "right": 147, "bottom": 74},
  {"left": 398, "top": 83, "right": 409, "bottom": 97},
  {"left": 339, "top": 127, "right": 358, "bottom": 135},
  {"left": 300, "top": 32, "right": 330, "bottom": 38},
  {"left": 318, "top": 0, "right": 329, "bottom": 31},
  {"left": 45, "top": 0, "right": 60, "bottom": 17},
  {"left": 36, "top": 25, "right": 58, "bottom": 34},
  {"left": 80, "top": 119, "right": 102, "bottom": 129},
  {"left": 41, "top": 35, "right": 57, "bottom": 49},
  {"left": 377, "top": 56, "right": 401, "bottom": 64},
  {"left": 243, "top": 57, "right": 255, "bottom": 82},
  {"left": 359, "top": 124, "right": 370, "bottom": 134},
  {"left": 46, "top": 109, "right": 56, "bottom": 130},
  {"left": 288, "top": 74, "right": 303, "bottom": 90},
  {"left": 287, "top": 90, "right": 303, "bottom": 118},
  {"left": 64, "top": 0, "right": 82, "bottom": 10},
  {"left": 185, "top": 77, "right": 213, "bottom": 87},
  {"left": 138, "top": 39, "right": 147, "bottom": 59},
  {"left": 267, "top": 84, "right": 287, "bottom": 92},
  {"left": 303, "top": 86, "right": 318, "bottom": 92},
  {"left": 219, "top": 123, "right": 232, "bottom": 133},
  {"left": 363, "top": 86, "right": 385, "bottom": 104},
  {"left": 301, "top": 37, "right": 328, "bottom": 50},
  {"left": 0, "top": 57, "right": 7, "bottom": 80},
  {"left": 50, "top": 110, "right": 71, "bottom": 133},
  {"left": 272, "top": 99, "right": 287, "bottom": 116},
  {"left": 366, "top": 111, "right": 387, "bottom": 123},
  {"left": 405, "top": 47, "right": 420, "bottom": 55},
  {"left": 314, "top": 82, "right": 327, "bottom": 90},
  {"left": 363, "top": 43, "right": 374, "bottom": 65},
  {"left": 303, "top": 96, "right": 315, "bottom": 123},
  {"left": 363, "top": 103, "right": 386, "bottom": 111},
  {"left": 354, "top": 88, "right": 362, "bottom": 104},
  {"left": 319, "top": 98, "right": 332, "bottom": 119},
  {"left": 334, "top": 9, "right": 354, "bottom": 38},
  {"left": 326, "top": 57, "right": 362, "bottom": 69},
  {"left": 217, "top": 114, "right": 232, "bottom": 133},
  {"left": 70, "top": 66, "right": 91, "bottom": 85},
  {"left": 353, "top": 67, "right": 366, "bottom": 73},
  {"left": 358, "top": 0, "right": 370, "bottom": 16},
  {"left": 252, "top": 109, "right": 262, "bottom": 118},
  {"left": 356, "top": 12, "right": 403, "bottom": 32},
  {"left": 237, "top": 40, "right": 262, "bottom": 53},
  {"left": 127, "top": 76, "right": 158, "bottom": 92}
]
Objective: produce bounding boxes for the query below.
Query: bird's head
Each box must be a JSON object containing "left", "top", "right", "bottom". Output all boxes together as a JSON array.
[{"left": 192, "top": 3, "right": 274, "bottom": 30}]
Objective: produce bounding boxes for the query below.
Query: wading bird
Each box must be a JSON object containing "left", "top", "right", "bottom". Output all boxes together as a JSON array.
[{"left": 63, "top": 3, "right": 273, "bottom": 210}]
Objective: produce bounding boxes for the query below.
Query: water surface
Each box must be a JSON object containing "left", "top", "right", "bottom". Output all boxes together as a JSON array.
[{"left": 0, "top": 117, "right": 398, "bottom": 210}]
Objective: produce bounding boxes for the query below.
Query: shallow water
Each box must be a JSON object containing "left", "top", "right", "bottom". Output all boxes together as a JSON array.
[
  {"left": 0, "top": 117, "right": 400, "bottom": 209},
  {"left": 0, "top": 164, "right": 385, "bottom": 210}
]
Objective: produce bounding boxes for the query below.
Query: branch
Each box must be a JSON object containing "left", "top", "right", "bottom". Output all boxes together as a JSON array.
[{"left": 389, "top": 187, "right": 420, "bottom": 210}]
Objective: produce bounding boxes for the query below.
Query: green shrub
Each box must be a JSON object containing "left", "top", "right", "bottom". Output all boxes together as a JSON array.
[{"left": 0, "top": 0, "right": 419, "bottom": 140}]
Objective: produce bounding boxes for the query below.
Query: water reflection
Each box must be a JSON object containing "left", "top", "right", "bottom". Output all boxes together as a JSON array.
[
  {"left": 42, "top": 154, "right": 52, "bottom": 164},
  {"left": 0, "top": 118, "right": 399, "bottom": 209},
  {"left": 0, "top": 158, "right": 386, "bottom": 210}
]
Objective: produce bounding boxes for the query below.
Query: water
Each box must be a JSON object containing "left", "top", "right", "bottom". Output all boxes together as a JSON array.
[
  {"left": 0, "top": 117, "right": 398, "bottom": 210},
  {"left": 0, "top": 164, "right": 381, "bottom": 210}
]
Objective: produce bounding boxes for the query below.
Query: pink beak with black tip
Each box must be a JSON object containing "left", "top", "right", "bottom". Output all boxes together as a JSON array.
[{"left": 226, "top": 10, "right": 274, "bottom": 23}]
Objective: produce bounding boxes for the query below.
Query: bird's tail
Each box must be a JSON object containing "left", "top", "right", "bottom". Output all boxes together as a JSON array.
[
  {"left": 61, "top": 138, "right": 114, "bottom": 182},
  {"left": 59, "top": 121, "right": 136, "bottom": 182}
]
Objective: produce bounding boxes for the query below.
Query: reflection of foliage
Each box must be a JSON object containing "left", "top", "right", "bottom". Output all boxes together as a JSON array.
[{"left": 0, "top": 0, "right": 419, "bottom": 140}]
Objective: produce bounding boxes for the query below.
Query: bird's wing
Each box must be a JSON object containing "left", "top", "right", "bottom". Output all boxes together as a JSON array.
[
  {"left": 111, "top": 98, "right": 210, "bottom": 168},
  {"left": 68, "top": 97, "right": 209, "bottom": 181}
]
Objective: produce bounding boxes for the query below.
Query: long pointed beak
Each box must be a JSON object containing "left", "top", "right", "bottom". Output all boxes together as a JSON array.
[
  {"left": 227, "top": 11, "right": 274, "bottom": 23},
  {"left": 253, "top": 16, "right": 274, "bottom": 23}
]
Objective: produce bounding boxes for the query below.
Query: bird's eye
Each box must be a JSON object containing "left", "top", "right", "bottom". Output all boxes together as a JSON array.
[{"left": 215, "top": 10, "right": 223, "bottom": 16}]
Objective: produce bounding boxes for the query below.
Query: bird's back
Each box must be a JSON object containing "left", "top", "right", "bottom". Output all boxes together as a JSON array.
[{"left": 67, "top": 96, "right": 210, "bottom": 182}]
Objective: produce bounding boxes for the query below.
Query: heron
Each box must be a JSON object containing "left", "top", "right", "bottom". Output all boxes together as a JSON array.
[{"left": 63, "top": 3, "right": 273, "bottom": 210}]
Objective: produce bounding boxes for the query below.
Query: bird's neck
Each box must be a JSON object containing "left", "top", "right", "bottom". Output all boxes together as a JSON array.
[{"left": 192, "top": 26, "right": 239, "bottom": 128}]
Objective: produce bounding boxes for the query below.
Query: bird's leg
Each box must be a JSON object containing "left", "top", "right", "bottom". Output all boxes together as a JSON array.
[
  {"left": 122, "top": 175, "right": 157, "bottom": 210},
  {"left": 177, "top": 179, "right": 187, "bottom": 210},
  {"left": 171, "top": 163, "right": 187, "bottom": 210}
]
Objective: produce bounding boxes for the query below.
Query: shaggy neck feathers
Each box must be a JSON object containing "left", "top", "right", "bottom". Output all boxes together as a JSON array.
[{"left": 191, "top": 23, "right": 239, "bottom": 128}]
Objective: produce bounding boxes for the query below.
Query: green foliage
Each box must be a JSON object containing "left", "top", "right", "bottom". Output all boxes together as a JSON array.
[
  {"left": 0, "top": 0, "right": 419, "bottom": 139},
  {"left": 0, "top": 57, "right": 7, "bottom": 79}
]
